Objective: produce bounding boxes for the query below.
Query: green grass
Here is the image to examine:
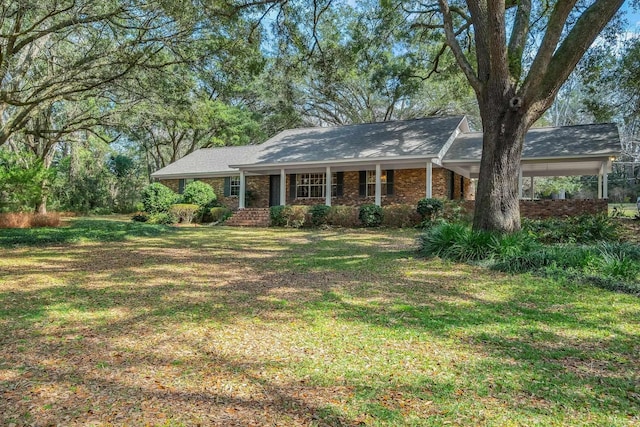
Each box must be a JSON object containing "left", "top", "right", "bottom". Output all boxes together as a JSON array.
[
  {"left": 610, "top": 203, "right": 639, "bottom": 218},
  {"left": 0, "top": 220, "right": 638, "bottom": 426},
  {"left": 0, "top": 217, "right": 173, "bottom": 247}
]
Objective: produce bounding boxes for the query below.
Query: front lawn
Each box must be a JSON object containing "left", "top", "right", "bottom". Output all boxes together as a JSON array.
[{"left": 0, "top": 221, "right": 638, "bottom": 426}]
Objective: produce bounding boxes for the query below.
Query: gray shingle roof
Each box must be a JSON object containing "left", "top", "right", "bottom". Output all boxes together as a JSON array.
[
  {"left": 245, "top": 116, "right": 466, "bottom": 166},
  {"left": 151, "top": 119, "right": 621, "bottom": 179},
  {"left": 150, "top": 145, "right": 261, "bottom": 179},
  {"left": 444, "top": 123, "right": 620, "bottom": 162}
]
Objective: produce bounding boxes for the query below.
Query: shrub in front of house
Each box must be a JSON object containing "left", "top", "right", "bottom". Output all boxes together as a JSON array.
[
  {"left": 169, "top": 204, "right": 200, "bottom": 224},
  {"left": 146, "top": 212, "right": 176, "bottom": 225},
  {"left": 417, "top": 198, "right": 444, "bottom": 223},
  {"left": 270, "top": 205, "right": 287, "bottom": 227},
  {"left": 208, "top": 207, "right": 232, "bottom": 223},
  {"left": 286, "top": 205, "right": 309, "bottom": 228},
  {"left": 269, "top": 205, "right": 309, "bottom": 228},
  {"left": 382, "top": 204, "right": 421, "bottom": 228},
  {"left": 359, "top": 204, "right": 383, "bottom": 227},
  {"left": 181, "top": 181, "right": 217, "bottom": 207},
  {"left": 326, "top": 206, "right": 360, "bottom": 227},
  {"left": 141, "top": 183, "right": 178, "bottom": 214},
  {"left": 441, "top": 199, "right": 472, "bottom": 224},
  {"left": 309, "top": 204, "right": 331, "bottom": 226}
]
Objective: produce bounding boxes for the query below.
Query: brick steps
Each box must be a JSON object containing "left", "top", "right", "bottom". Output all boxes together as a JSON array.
[{"left": 225, "top": 208, "right": 271, "bottom": 227}]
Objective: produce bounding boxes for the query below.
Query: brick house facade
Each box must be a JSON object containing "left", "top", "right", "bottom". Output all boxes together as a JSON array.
[
  {"left": 151, "top": 116, "right": 619, "bottom": 218},
  {"left": 159, "top": 167, "right": 474, "bottom": 210}
]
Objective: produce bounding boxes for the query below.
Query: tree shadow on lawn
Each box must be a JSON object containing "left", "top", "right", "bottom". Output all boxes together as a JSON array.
[
  {"left": 1, "top": 329, "right": 353, "bottom": 426},
  {"left": 1, "top": 229, "right": 639, "bottom": 424}
]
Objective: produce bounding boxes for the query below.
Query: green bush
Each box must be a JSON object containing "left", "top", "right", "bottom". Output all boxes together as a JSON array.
[
  {"left": 326, "top": 206, "right": 360, "bottom": 227},
  {"left": 141, "top": 183, "right": 178, "bottom": 214},
  {"left": 285, "top": 205, "right": 309, "bottom": 228},
  {"left": 269, "top": 205, "right": 309, "bottom": 228},
  {"left": 182, "top": 181, "right": 216, "bottom": 207},
  {"left": 359, "top": 204, "right": 383, "bottom": 227},
  {"left": 441, "top": 199, "right": 472, "bottom": 224},
  {"left": 417, "top": 198, "right": 444, "bottom": 220},
  {"left": 382, "top": 204, "right": 421, "bottom": 228},
  {"left": 131, "top": 212, "right": 149, "bottom": 222},
  {"left": 209, "top": 207, "right": 232, "bottom": 223},
  {"left": 169, "top": 203, "right": 199, "bottom": 224},
  {"left": 270, "top": 205, "right": 286, "bottom": 227},
  {"left": 522, "top": 214, "right": 619, "bottom": 244},
  {"left": 146, "top": 212, "right": 176, "bottom": 225},
  {"left": 309, "top": 204, "right": 331, "bottom": 226}
]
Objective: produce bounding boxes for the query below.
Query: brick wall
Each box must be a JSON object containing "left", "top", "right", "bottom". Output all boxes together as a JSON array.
[
  {"left": 461, "top": 199, "right": 608, "bottom": 219},
  {"left": 287, "top": 168, "right": 471, "bottom": 207},
  {"left": 157, "top": 176, "right": 269, "bottom": 209},
  {"left": 159, "top": 167, "right": 473, "bottom": 210}
]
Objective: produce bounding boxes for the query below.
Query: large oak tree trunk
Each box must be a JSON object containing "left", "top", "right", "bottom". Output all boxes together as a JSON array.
[{"left": 473, "top": 109, "right": 528, "bottom": 232}]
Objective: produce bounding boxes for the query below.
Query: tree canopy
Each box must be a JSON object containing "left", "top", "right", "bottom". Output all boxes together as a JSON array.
[{"left": 0, "top": 0, "right": 635, "bottom": 217}]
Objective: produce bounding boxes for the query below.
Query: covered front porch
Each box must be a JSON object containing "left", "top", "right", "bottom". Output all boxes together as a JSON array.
[{"left": 233, "top": 158, "right": 471, "bottom": 209}]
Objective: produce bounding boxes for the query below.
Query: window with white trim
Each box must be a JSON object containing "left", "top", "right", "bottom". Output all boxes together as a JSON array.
[
  {"left": 366, "top": 170, "right": 387, "bottom": 196},
  {"left": 296, "top": 173, "right": 337, "bottom": 198},
  {"left": 229, "top": 176, "right": 240, "bottom": 196}
]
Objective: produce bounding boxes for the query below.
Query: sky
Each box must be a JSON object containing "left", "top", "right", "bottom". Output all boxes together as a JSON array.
[{"left": 623, "top": 1, "right": 640, "bottom": 32}]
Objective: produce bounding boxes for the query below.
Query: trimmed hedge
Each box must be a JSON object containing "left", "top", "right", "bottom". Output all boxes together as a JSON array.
[
  {"left": 382, "top": 204, "right": 421, "bottom": 228},
  {"left": 359, "top": 204, "right": 383, "bottom": 227},
  {"left": 209, "top": 207, "right": 232, "bottom": 223},
  {"left": 270, "top": 205, "right": 309, "bottom": 228},
  {"left": 309, "top": 204, "right": 331, "bottom": 226},
  {"left": 326, "top": 206, "right": 359, "bottom": 227},
  {"left": 169, "top": 204, "right": 199, "bottom": 224}
]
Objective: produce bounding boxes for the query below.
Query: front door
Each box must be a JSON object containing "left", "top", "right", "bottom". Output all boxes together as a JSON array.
[{"left": 269, "top": 175, "right": 281, "bottom": 207}]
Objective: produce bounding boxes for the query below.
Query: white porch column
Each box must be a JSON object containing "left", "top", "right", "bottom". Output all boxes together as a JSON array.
[
  {"left": 239, "top": 171, "right": 246, "bottom": 209},
  {"left": 518, "top": 168, "right": 523, "bottom": 199},
  {"left": 375, "top": 163, "right": 382, "bottom": 206},
  {"left": 597, "top": 173, "right": 603, "bottom": 199},
  {"left": 280, "top": 168, "right": 286, "bottom": 206},
  {"left": 325, "top": 166, "right": 332, "bottom": 206},
  {"left": 426, "top": 161, "right": 433, "bottom": 198},
  {"left": 530, "top": 176, "right": 535, "bottom": 200}
]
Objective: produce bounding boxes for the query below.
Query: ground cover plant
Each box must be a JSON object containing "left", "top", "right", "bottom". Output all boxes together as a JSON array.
[
  {"left": 1, "top": 220, "right": 639, "bottom": 426},
  {"left": 420, "top": 216, "right": 640, "bottom": 296}
]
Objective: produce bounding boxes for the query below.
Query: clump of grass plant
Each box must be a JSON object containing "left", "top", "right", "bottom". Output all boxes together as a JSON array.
[{"left": 420, "top": 219, "right": 640, "bottom": 296}]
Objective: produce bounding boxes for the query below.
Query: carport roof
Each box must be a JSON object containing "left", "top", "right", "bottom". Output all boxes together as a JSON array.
[{"left": 443, "top": 123, "right": 620, "bottom": 178}]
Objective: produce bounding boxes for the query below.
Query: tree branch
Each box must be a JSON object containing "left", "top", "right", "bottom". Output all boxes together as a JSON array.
[{"left": 437, "top": 0, "right": 481, "bottom": 95}]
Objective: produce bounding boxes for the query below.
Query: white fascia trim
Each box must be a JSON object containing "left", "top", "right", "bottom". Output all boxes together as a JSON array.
[
  {"left": 151, "top": 171, "right": 241, "bottom": 180},
  {"left": 443, "top": 153, "right": 619, "bottom": 165},
  {"left": 230, "top": 155, "right": 439, "bottom": 170},
  {"left": 436, "top": 118, "right": 467, "bottom": 161}
]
